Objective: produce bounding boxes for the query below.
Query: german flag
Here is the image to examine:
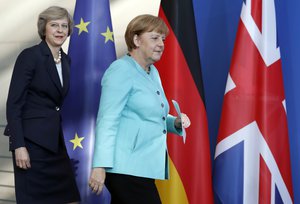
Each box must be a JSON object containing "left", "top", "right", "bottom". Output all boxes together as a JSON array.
[{"left": 155, "top": 0, "right": 214, "bottom": 203}]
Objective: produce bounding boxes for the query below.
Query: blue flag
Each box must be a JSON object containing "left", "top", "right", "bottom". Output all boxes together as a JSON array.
[{"left": 62, "top": 0, "right": 116, "bottom": 203}]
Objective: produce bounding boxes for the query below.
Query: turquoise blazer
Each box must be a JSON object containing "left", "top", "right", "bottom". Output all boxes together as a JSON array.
[{"left": 92, "top": 55, "right": 182, "bottom": 180}]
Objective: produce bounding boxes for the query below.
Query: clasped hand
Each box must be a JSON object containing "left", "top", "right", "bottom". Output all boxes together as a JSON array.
[{"left": 175, "top": 113, "right": 191, "bottom": 129}]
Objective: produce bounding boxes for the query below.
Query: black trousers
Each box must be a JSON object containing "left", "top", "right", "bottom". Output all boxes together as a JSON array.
[{"left": 105, "top": 173, "right": 161, "bottom": 204}]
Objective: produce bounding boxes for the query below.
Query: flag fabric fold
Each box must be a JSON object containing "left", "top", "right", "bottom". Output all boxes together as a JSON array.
[
  {"left": 213, "top": 0, "right": 293, "bottom": 203},
  {"left": 155, "top": 0, "right": 214, "bottom": 203},
  {"left": 62, "top": 0, "right": 116, "bottom": 203}
]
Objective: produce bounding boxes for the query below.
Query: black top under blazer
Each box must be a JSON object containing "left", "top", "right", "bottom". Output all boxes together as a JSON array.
[{"left": 5, "top": 40, "right": 70, "bottom": 152}]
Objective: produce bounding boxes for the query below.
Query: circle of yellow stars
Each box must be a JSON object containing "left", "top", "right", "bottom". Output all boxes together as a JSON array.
[{"left": 74, "top": 17, "right": 114, "bottom": 43}]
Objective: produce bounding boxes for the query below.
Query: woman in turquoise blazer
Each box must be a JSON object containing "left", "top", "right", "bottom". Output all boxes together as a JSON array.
[{"left": 89, "top": 14, "right": 190, "bottom": 204}]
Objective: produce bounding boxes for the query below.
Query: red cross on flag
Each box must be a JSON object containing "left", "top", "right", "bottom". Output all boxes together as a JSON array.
[{"left": 213, "top": 0, "right": 294, "bottom": 203}]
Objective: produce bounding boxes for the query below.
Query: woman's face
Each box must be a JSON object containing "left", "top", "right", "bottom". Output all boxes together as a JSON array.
[
  {"left": 135, "top": 31, "right": 166, "bottom": 64},
  {"left": 45, "top": 18, "right": 69, "bottom": 48}
]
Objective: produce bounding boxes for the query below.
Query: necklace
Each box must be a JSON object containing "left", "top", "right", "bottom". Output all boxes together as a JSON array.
[{"left": 54, "top": 50, "right": 61, "bottom": 64}]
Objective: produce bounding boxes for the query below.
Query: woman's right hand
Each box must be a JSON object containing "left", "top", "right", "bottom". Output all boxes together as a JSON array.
[
  {"left": 89, "top": 167, "right": 106, "bottom": 195},
  {"left": 15, "top": 147, "right": 31, "bottom": 169}
]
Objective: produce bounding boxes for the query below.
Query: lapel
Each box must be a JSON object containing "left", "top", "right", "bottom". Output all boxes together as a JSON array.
[
  {"left": 127, "top": 55, "right": 163, "bottom": 93},
  {"left": 61, "top": 52, "right": 70, "bottom": 96},
  {"left": 130, "top": 57, "right": 169, "bottom": 114},
  {"left": 40, "top": 41, "right": 64, "bottom": 96}
]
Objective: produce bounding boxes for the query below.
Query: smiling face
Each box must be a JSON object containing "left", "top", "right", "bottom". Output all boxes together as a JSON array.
[
  {"left": 45, "top": 18, "right": 69, "bottom": 49},
  {"left": 134, "top": 31, "right": 166, "bottom": 66}
]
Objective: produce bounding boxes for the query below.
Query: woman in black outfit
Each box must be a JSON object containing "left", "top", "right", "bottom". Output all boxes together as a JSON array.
[{"left": 5, "top": 6, "right": 80, "bottom": 204}]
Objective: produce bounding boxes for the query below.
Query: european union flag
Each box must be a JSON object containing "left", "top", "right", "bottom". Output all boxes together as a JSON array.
[{"left": 62, "top": 0, "right": 116, "bottom": 203}]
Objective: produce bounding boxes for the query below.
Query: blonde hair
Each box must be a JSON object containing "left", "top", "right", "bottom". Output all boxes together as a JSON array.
[
  {"left": 125, "top": 14, "right": 169, "bottom": 51},
  {"left": 37, "top": 6, "right": 74, "bottom": 40}
]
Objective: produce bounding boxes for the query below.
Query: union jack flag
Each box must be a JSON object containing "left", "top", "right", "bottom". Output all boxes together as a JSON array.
[{"left": 213, "top": 0, "right": 294, "bottom": 203}]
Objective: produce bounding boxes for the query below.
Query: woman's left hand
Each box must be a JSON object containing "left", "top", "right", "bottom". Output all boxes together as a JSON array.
[{"left": 175, "top": 113, "right": 191, "bottom": 129}]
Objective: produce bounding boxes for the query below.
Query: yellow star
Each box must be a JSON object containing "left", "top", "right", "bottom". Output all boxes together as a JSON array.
[
  {"left": 70, "top": 133, "right": 84, "bottom": 150},
  {"left": 101, "top": 26, "right": 114, "bottom": 43},
  {"left": 75, "top": 18, "right": 91, "bottom": 35}
]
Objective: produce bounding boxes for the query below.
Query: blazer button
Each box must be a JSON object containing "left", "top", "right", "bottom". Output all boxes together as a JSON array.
[
  {"left": 161, "top": 103, "right": 164, "bottom": 108},
  {"left": 156, "top": 91, "right": 160, "bottom": 95},
  {"left": 162, "top": 116, "right": 166, "bottom": 121},
  {"left": 55, "top": 106, "right": 60, "bottom": 111},
  {"left": 163, "top": 130, "right": 166, "bottom": 134}
]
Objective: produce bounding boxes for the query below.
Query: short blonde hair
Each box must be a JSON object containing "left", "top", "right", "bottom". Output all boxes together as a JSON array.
[
  {"left": 37, "top": 6, "right": 74, "bottom": 40},
  {"left": 125, "top": 14, "right": 169, "bottom": 51}
]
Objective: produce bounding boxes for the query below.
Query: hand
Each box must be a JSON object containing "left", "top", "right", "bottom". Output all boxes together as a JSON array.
[
  {"left": 175, "top": 113, "right": 191, "bottom": 129},
  {"left": 89, "top": 167, "right": 106, "bottom": 195},
  {"left": 15, "top": 147, "right": 31, "bottom": 169}
]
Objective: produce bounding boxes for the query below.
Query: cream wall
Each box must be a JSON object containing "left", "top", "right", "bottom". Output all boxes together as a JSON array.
[{"left": 0, "top": 0, "right": 159, "bottom": 202}]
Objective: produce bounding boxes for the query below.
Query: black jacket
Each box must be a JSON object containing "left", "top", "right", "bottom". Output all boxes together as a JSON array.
[{"left": 5, "top": 40, "right": 70, "bottom": 152}]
